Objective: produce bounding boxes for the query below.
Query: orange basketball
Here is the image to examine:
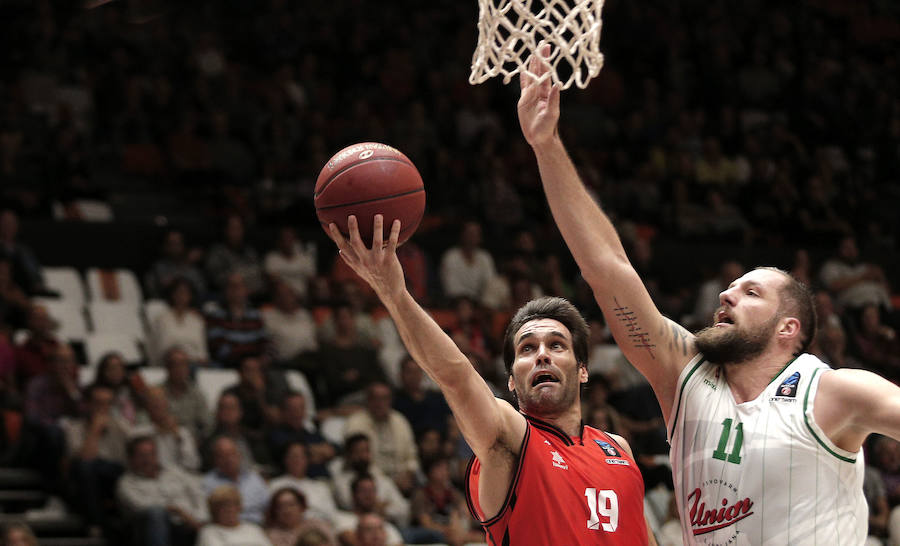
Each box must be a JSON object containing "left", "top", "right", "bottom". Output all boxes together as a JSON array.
[{"left": 314, "top": 142, "right": 426, "bottom": 246}]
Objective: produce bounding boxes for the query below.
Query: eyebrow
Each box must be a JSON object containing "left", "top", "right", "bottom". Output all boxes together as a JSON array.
[{"left": 515, "top": 330, "right": 569, "bottom": 346}]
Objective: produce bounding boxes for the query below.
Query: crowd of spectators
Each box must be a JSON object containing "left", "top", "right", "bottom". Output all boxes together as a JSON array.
[{"left": 1, "top": 0, "right": 899, "bottom": 544}]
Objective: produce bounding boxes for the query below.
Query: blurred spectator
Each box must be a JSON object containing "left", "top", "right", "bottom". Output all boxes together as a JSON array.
[
  {"left": 135, "top": 387, "right": 202, "bottom": 472},
  {"left": 439, "top": 221, "right": 497, "bottom": 305},
  {"left": 202, "top": 392, "right": 265, "bottom": 470},
  {"left": 268, "top": 441, "right": 341, "bottom": 525},
  {"left": 813, "top": 322, "right": 861, "bottom": 370},
  {"left": 264, "top": 226, "right": 316, "bottom": 301},
  {"left": 344, "top": 382, "right": 419, "bottom": 495},
  {"left": 317, "top": 303, "right": 385, "bottom": 408},
  {"left": 206, "top": 215, "right": 265, "bottom": 297},
  {"left": 90, "top": 351, "right": 147, "bottom": 427},
  {"left": 863, "top": 461, "right": 890, "bottom": 544},
  {"left": 116, "top": 435, "right": 207, "bottom": 546},
  {"left": 263, "top": 280, "right": 317, "bottom": 363},
  {"left": 61, "top": 384, "right": 129, "bottom": 534},
  {"left": 267, "top": 392, "right": 333, "bottom": 477},
  {"left": 24, "top": 342, "right": 80, "bottom": 425},
  {"left": 151, "top": 277, "right": 209, "bottom": 365},
  {"left": 196, "top": 485, "right": 272, "bottom": 546},
  {"left": 408, "top": 457, "right": 481, "bottom": 546},
  {"left": 0, "top": 521, "right": 38, "bottom": 546},
  {"left": 0, "top": 209, "right": 47, "bottom": 296},
  {"left": 144, "top": 230, "right": 207, "bottom": 300},
  {"left": 206, "top": 272, "right": 268, "bottom": 368},
  {"left": 223, "top": 355, "right": 287, "bottom": 432},
  {"left": 820, "top": 235, "right": 892, "bottom": 312},
  {"left": 690, "top": 260, "right": 744, "bottom": 331},
  {"left": 392, "top": 355, "right": 450, "bottom": 436},
  {"left": 14, "top": 304, "right": 61, "bottom": 386},
  {"left": 0, "top": 257, "right": 29, "bottom": 328},
  {"left": 264, "top": 487, "right": 335, "bottom": 546},
  {"left": 852, "top": 304, "right": 900, "bottom": 380},
  {"left": 328, "top": 434, "right": 409, "bottom": 527},
  {"left": 333, "top": 477, "right": 404, "bottom": 546},
  {"left": 203, "top": 436, "right": 270, "bottom": 525},
  {"left": 159, "top": 346, "right": 210, "bottom": 441},
  {"left": 396, "top": 240, "right": 429, "bottom": 303},
  {"left": 355, "top": 512, "right": 400, "bottom": 546}
]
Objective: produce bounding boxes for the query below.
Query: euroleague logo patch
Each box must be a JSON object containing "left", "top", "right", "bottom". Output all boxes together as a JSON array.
[
  {"left": 594, "top": 440, "right": 620, "bottom": 457},
  {"left": 770, "top": 371, "right": 800, "bottom": 402}
]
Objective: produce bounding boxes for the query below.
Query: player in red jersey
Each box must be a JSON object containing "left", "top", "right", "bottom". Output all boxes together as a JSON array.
[{"left": 328, "top": 216, "right": 655, "bottom": 545}]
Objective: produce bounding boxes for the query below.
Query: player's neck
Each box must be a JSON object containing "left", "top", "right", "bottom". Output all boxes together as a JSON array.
[
  {"left": 722, "top": 350, "right": 797, "bottom": 404},
  {"left": 532, "top": 406, "right": 583, "bottom": 437}
]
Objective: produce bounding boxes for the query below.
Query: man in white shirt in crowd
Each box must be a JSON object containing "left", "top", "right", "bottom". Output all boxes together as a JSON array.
[{"left": 116, "top": 435, "right": 208, "bottom": 546}]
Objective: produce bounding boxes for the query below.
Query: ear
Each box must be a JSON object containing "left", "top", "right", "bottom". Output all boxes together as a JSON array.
[
  {"left": 778, "top": 317, "right": 801, "bottom": 341},
  {"left": 579, "top": 364, "right": 589, "bottom": 384}
]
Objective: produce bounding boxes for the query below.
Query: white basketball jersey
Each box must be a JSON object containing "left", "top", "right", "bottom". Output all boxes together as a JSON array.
[{"left": 668, "top": 353, "right": 867, "bottom": 545}]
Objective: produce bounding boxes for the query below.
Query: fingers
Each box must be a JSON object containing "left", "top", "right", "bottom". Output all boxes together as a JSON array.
[
  {"left": 347, "top": 215, "right": 365, "bottom": 252},
  {"left": 372, "top": 214, "right": 384, "bottom": 250},
  {"left": 386, "top": 219, "right": 401, "bottom": 255},
  {"left": 327, "top": 222, "right": 347, "bottom": 248}
]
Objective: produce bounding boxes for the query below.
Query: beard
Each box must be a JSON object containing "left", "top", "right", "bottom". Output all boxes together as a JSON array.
[
  {"left": 515, "top": 371, "right": 580, "bottom": 418},
  {"left": 695, "top": 316, "right": 777, "bottom": 365}
]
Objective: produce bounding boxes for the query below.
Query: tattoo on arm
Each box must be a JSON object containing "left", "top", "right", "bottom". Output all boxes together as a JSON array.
[
  {"left": 612, "top": 297, "right": 656, "bottom": 359},
  {"left": 664, "top": 320, "right": 691, "bottom": 356}
]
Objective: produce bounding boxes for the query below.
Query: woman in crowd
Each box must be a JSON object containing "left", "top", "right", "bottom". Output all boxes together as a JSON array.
[{"left": 264, "top": 488, "right": 335, "bottom": 546}]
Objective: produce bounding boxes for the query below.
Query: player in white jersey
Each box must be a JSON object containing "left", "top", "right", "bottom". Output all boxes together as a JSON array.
[{"left": 517, "top": 47, "right": 900, "bottom": 544}]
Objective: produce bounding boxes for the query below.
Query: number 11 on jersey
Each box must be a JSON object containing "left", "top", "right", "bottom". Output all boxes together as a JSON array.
[
  {"left": 712, "top": 418, "right": 743, "bottom": 464},
  {"left": 585, "top": 488, "right": 618, "bottom": 532}
]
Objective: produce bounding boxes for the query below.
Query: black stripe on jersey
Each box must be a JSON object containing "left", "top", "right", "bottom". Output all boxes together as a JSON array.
[
  {"left": 465, "top": 424, "right": 531, "bottom": 526},
  {"left": 524, "top": 414, "right": 576, "bottom": 445}
]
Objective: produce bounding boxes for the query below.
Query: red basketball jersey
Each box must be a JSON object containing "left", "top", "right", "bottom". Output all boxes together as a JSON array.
[{"left": 466, "top": 415, "right": 648, "bottom": 546}]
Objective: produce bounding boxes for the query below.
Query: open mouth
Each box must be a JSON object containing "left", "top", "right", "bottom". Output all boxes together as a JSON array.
[
  {"left": 531, "top": 372, "right": 560, "bottom": 387},
  {"left": 715, "top": 310, "right": 734, "bottom": 327}
]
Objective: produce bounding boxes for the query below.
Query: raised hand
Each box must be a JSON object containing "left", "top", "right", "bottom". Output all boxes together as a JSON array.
[
  {"left": 327, "top": 214, "right": 407, "bottom": 300},
  {"left": 518, "top": 43, "right": 561, "bottom": 148}
]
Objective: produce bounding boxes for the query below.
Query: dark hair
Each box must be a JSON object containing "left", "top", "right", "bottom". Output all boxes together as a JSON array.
[
  {"left": 265, "top": 487, "right": 307, "bottom": 526},
  {"left": 502, "top": 297, "right": 590, "bottom": 376},
  {"left": 350, "top": 473, "right": 375, "bottom": 495},
  {"left": 344, "top": 433, "right": 369, "bottom": 452},
  {"left": 94, "top": 352, "right": 126, "bottom": 386},
  {"left": 755, "top": 267, "right": 817, "bottom": 355},
  {"left": 126, "top": 435, "right": 156, "bottom": 458},
  {"left": 164, "top": 276, "right": 195, "bottom": 306}
]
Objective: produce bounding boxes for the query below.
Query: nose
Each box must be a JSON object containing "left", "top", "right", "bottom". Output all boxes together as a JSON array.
[
  {"left": 535, "top": 343, "right": 551, "bottom": 364},
  {"left": 719, "top": 287, "right": 736, "bottom": 307}
]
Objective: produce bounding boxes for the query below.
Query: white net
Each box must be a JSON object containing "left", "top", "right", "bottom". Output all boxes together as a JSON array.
[{"left": 469, "top": 0, "right": 605, "bottom": 90}]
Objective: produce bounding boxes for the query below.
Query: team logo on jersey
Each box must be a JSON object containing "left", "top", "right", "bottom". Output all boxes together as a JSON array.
[
  {"left": 550, "top": 450, "right": 568, "bottom": 470},
  {"left": 594, "top": 440, "right": 621, "bottom": 457},
  {"left": 771, "top": 371, "right": 800, "bottom": 401},
  {"left": 686, "top": 484, "right": 755, "bottom": 539}
]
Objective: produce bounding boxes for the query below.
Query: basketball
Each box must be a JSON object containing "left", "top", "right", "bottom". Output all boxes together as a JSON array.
[{"left": 314, "top": 142, "right": 426, "bottom": 246}]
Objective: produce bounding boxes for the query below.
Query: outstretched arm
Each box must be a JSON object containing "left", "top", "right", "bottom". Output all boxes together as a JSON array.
[
  {"left": 815, "top": 368, "right": 900, "bottom": 452},
  {"left": 327, "top": 216, "right": 525, "bottom": 513},
  {"left": 518, "top": 48, "right": 695, "bottom": 419}
]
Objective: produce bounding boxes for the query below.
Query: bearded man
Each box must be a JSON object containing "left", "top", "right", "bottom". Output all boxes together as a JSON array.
[
  {"left": 327, "top": 215, "right": 655, "bottom": 546},
  {"left": 518, "top": 46, "right": 900, "bottom": 545}
]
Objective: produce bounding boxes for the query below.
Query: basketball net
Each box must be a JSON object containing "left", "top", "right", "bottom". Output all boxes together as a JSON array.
[{"left": 469, "top": 0, "right": 605, "bottom": 90}]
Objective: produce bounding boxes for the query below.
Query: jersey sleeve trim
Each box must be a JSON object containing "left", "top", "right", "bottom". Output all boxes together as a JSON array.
[
  {"left": 668, "top": 354, "right": 706, "bottom": 440},
  {"left": 803, "top": 368, "right": 857, "bottom": 463},
  {"left": 464, "top": 422, "right": 531, "bottom": 526}
]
